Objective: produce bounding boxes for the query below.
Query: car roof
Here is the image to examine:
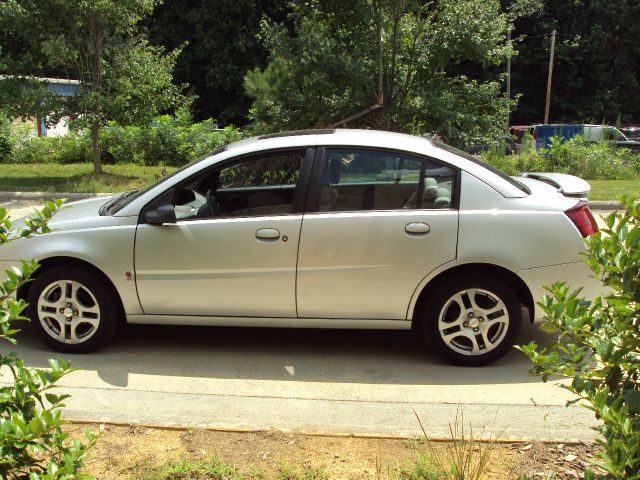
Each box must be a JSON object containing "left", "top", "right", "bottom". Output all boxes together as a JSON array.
[{"left": 225, "top": 128, "right": 434, "bottom": 154}]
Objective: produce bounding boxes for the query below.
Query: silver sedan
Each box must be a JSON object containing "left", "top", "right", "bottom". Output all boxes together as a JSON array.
[{"left": 0, "top": 129, "right": 602, "bottom": 365}]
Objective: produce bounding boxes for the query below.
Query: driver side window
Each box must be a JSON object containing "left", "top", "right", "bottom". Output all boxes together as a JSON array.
[{"left": 174, "top": 150, "right": 305, "bottom": 220}]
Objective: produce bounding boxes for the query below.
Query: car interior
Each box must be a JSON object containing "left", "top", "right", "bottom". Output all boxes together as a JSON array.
[
  {"left": 318, "top": 150, "right": 455, "bottom": 212},
  {"left": 170, "top": 149, "right": 456, "bottom": 220}
]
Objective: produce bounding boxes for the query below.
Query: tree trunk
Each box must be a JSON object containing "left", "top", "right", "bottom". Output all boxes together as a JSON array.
[{"left": 91, "top": 122, "right": 102, "bottom": 175}]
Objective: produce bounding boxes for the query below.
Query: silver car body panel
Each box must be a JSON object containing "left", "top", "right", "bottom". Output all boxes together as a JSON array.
[
  {"left": 0, "top": 203, "right": 143, "bottom": 315},
  {"left": 520, "top": 172, "right": 591, "bottom": 196},
  {"left": 126, "top": 314, "right": 410, "bottom": 329},
  {"left": 297, "top": 210, "right": 458, "bottom": 319},
  {"left": 135, "top": 215, "right": 302, "bottom": 316},
  {"left": 517, "top": 261, "right": 603, "bottom": 319},
  {"left": 456, "top": 172, "right": 585, "bottom": 271}
]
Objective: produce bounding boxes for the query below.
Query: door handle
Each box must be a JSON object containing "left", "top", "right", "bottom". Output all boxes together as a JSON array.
[
  {"left": 405, "top": 222, "right": 430, "bottom": 235},
  {"left": 256, "top": 228, "right": 280, "bottom": 240}
]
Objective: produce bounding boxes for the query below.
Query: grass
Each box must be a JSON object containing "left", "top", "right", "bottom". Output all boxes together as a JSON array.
[
  {"left": 407, "top": 409, "right": 499, "bottom": 480},
  {"left": 588, "top": 179, "right": 640, "bottom": 201},
  {"left": 0, "top": 163, "right": 636, "bottom": 202},
  {"left": 131, "top": 457, "right": 331, "bottom": 480},
  {"left": 129, "top": 411, "right": 496, "bottom": 480},
  {"left": 0, "top": 163, "right": 177, "bottom": 193},
  {"left": 131, "top": 457, "right": 260, "bottom": 480}
]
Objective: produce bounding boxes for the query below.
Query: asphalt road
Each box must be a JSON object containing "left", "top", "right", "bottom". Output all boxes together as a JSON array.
[{"left": 1, "top": 200, "right": 611, "bottom": 441}]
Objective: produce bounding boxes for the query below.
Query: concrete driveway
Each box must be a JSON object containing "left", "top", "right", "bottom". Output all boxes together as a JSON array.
[{"left": 2, "top": 200, "right": 610, "bottom": 442}]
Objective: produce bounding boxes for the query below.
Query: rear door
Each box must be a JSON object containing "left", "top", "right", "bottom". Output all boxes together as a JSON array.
[{"left": 296, "top": 148, "right": 459, "bottom": 320}]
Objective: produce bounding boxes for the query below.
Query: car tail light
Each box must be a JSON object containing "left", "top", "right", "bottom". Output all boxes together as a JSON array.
[{"left": 565, "top": 201, "right": 598, "bottom": 237}]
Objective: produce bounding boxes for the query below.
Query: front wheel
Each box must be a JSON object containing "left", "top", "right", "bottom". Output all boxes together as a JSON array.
[
  {"left": 422, "top": 274, "right": 522, "bottom": 366},
  {"left": 26, "top": 267, "right": 120, "bottom": 353}
]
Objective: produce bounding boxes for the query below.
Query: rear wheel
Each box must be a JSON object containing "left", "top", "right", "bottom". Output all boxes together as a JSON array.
[
  {"left": 422, "top": 274, "right": 522, "bottom": 366},
  {"left": 27, "top": 267, "right": 120, "bottom": 353}
]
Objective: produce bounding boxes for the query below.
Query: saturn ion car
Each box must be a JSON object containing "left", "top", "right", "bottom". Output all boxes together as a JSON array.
[{"left": 1, "top": 129, "right": 602, "bottom": 365}]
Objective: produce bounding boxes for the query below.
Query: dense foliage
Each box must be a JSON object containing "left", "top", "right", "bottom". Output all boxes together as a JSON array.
[
  {"left": 520, "top": 197, "right": 640, "bottom": 478},
  {"left": 146, "top": 0, "right": 289, "bottom": 124},
  {"left": 482, "top": 137, "right": 640, "bottom": 180},
  {"left": 0, "top": 114, "right": 11, "bottom": 163},
  {"left": 0, "top": 200, "right": 99, "bottom": 479},
  {"left": 244, "top": 0, "right": 516, "bottom": 148},
  {"left": 508, "top": 0, "right": 640, "bottom": 125},
  {"left": 146, "top": 0, "right": 640, "bottom": 128},
  {"left": 0, "top": 112, "right": 244, "bottom": 167},
  {"left": 0, "top": 0, "right": 185, "bottom": 174},
  {"left": 2, "top": 0, "right": 639, "bottom": 150}
]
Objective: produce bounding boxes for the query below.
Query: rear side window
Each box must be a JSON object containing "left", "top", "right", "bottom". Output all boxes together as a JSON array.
[
  {"left": 433, "top": 140, "right": 530, "bottom": 194},
  {"left": 318, "top": 149, "right": 457, "bottom": 212}
]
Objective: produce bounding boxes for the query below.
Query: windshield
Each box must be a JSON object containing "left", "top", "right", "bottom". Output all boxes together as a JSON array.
[
  {"left": 432, "top": 140, "right": 531, "bottom": 194},
  {"left": 102, "top": 147, "right": 227, "bottom": 215}
]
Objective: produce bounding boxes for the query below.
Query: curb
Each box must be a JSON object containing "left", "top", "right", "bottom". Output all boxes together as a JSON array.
[
  {"left": 0, "top": 191, "right": 114, "bottom": 202},
  {"left": 0, "top": 191, "right": 624, "bottom": 210},
  {"left": 67, "top": 418, "right": 590, "bottom": 445},
  {"left": 588, "top": 200, "right": 623, "bottom": 210}
]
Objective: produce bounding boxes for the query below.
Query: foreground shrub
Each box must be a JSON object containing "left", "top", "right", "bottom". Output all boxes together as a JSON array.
[
  {"left": 0, "top": 201, "right": 99, "bottom": 479},
  {"left": 519, "top": 196, "right": 640, "bottom": 478}
]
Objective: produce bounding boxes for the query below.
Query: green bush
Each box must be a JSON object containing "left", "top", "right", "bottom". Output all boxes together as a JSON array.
[
  {"left": 0, "top": 200, "right": 99, "bottom": 479},
  {"left": 481, "top": 136, "right": 640, "bottom": 180},
  {"left": 1, "top": 112, "right": 245, "bottom": 167},
  {"left": 100, "top": 116, "right": 244, "bottom": 166},
  {"left": 8, "top": 133, "right": 91, "bottom": 165},
  {"left": 0, "top": 116, "right": 12, "bottom": 162},
  {"left": 519, "top": 196, "right": 640, "bottom": 479}
]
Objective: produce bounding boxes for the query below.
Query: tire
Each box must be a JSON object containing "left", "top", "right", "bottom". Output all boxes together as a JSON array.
[
  {"left": 421, "top": 274, "right": 522, "bottom": 366},
  {"left": 26, "top": 266, "right": 120, "bottom": 353}
]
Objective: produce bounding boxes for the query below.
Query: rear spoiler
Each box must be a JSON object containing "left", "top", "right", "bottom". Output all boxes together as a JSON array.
[{"left": 519, "top": 172, "right": 591, "bottom": 198}]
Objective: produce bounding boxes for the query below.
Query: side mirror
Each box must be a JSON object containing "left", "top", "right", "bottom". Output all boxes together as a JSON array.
[{"left": 144, "top": 205, "right": 177, "bottom": 225}]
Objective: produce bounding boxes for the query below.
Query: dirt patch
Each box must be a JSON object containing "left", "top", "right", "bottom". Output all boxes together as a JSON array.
[{"left": 67, "top": 423, "right": 600, "bottom": 479}]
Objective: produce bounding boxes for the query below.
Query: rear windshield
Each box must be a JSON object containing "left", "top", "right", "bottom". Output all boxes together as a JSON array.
[{"left": 432, "top": 141, "right": 530, "bottom": 194}]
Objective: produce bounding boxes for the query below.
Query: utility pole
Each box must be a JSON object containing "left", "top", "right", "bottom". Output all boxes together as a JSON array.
[
  {"left": 505, "top": 27, "right": 511, "bottom": 133},
  {"left": 544, "top": 29, "right": 556, "bottom": 124}
]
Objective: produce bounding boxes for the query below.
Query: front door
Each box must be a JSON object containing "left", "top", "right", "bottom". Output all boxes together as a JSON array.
[{"left": 135, "top": 149, "right": 310, "bottom": 317}]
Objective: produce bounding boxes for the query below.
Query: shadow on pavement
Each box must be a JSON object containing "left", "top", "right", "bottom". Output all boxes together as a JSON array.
[{"left": 11, "top": 319, "right": 551, "bottom": 388}]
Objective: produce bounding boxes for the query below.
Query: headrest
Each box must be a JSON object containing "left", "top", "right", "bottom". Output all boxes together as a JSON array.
[
  {"left": 424, "top": 177, "right": 437, "bottom": 188},
  {"left": 324, "top": 158, "right": 341, "bottom": 185}
]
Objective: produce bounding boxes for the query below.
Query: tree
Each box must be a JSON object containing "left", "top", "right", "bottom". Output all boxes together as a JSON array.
[
  {"left": 508, "top": 0, "right": 640, "bottom": 125},
  {"left": 245, "top": 0, "right": 522, "bottom": 148},
  {"left": 147, "top": 0, "right": 290, "bottom": 125},
  {"left": 0, "top": 0, "right": 184, "bottom": 175}
]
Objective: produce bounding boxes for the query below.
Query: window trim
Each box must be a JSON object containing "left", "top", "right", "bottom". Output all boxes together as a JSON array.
[
  {"left": 304, "top": 146, "right": 461, "bottom": 214},
  {"left": 139, "top": 147, "right": 316, "bottom": 224}
]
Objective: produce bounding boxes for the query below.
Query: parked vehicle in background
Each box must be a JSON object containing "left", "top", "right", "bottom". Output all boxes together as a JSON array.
[
  {"left": 620, "top": 125, "right": 640, "bottom": 141},
  {"left": 532, "top": 124, "right": 640, "bottom": 151},
  {"left": 468, "top": 135, "right": 518, "bottom": 155},
  {"left": 509, "top": 125, "right": 534, "bottom": 145},
  {"left": 0, "top": 129, "right": 602, "bottom": 365}
]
